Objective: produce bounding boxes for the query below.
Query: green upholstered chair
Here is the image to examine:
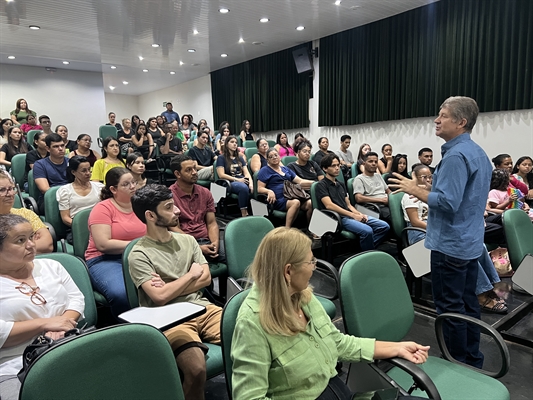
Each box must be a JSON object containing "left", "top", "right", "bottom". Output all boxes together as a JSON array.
[
  {"left": 36, "top": 253, "right": 97, "bottom": 328},
  {"left": 10, "top": 153, "right": 27, "bottom": 192},
  {"left": 19, "top": 324, "right": 185, "bottom": 400},
  {"left": 243, "top": 140, "right": 256, "bottom": 149},
  {"left": 122, "top": 238, "right": 224, "bottom": 380},
  {"left": 502, "top": 208, "right": 533, "bottom": 271},
  {"left": 351, "top": 163, "right": 360, "bottom": 178},
  {"left": 213, "top": 160, "right": 240, "bottom": 218},
  {"left": 43, "top": 185, "right": 74, "bottom": 254},
  {"left": 244, "top": 147, "right": 259, "bottom": 161},
  {"left": 267, "top": 139, "right": 276, "bottom": 148},
  {"left": 281, "top": 155, "right": 297, "bottom": 166},
  {"left": 26, "top": 130, "right": 42, "bottom": 150},
  {"left": 339, "top": 251, "right": 510, "bottom": 400},
  {"left": 346, "top": 177, "right": 356, "bottom": 206},
  {"left": 98, "top": 125, "right": 117, "bottom": 144},
  {"left": 224, "top": 216, "right": 338, "bottom": 318},
  {"left": 26, "top": 170, "right": 40, "bottom": 208},
  {"left": 220, "top": 289, "right": 250, "bottom": 398}
]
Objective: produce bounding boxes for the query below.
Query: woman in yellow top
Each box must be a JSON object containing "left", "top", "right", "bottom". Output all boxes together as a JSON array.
[
  {"left": 231, "top": 228, "right": 429, "bottom": 399},
  {"left": 91, "top": 137, "right": 124, "bottom": 184}
]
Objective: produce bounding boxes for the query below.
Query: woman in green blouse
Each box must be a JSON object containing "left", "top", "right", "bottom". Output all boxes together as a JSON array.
[
  {"left": 231, "top": 228, "right": 429, "bottom": 399},
  {"left": 10, "top": 98, "right": 37, "bottom": 125}
]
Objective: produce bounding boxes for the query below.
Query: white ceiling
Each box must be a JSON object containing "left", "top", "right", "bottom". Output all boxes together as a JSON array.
[{"left": 0, "top": 0, "right": 439, "bottom": 96}]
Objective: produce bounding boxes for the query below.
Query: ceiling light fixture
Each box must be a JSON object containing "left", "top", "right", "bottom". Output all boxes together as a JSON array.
[
  {"left": 7, "top": 56, "right": 15, "bottom": 59},
  {"left": 260, "top": 18, "right": 269, "bottom": 23},
  {"left": 179, "top": 61, "right": 184, "bottom": 65},
  {"left": 152, "top": 43, "right": 160, "bottom": 47},
  {"left": 122, "top": 81, "right": 129, "bottom": 85},
  {"left": 109, "top": 86, "right": 115, "bottom": 90},
  {"left": 62, "top": 61, "right": 70, "bottom": 65},
  {"left": 29, "top": 25, "right": 40, "bottom": 30},
  {"left": 334, "top": 0, "right": 342, "bottom": 5},
  {"left": 170, "top": 71, "right": 176, "bottom": 75},
  {"left": 110, "top": 65, "right": 117, "bottom": 69},
  {"left": 193, "top": 29, "right": 199, "bottom": 35},
  {"left": 142, "top": 69, "right": 148, "bottom": 72},
  {"left": 187, "top": 49, "right": 196, "bottom": 53},
  {"left": 239, "top": 38, "right": 245, "bottom": 43},
  {"left": 296, "top": 26, "right": 305, "bottom": 31},
  {"left": 221, "top": 53, "right": 228, "bottom": 58},
  {"left": 138, "top": 56, "right": 144, "bottom": 61},
  {"left": 219, "top": 8, "right": 229, "bottom": 13}
]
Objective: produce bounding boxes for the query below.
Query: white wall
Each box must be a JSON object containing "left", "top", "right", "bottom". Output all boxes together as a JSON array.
[
  {"left": 0, "top": 64, "right": 106, "bottom": 145},
  {"left": 104, "top": 93, "right": 139, "bottom": 123},
  {"left": 137, "top": 75, "right": 213, "bottom": 126}
]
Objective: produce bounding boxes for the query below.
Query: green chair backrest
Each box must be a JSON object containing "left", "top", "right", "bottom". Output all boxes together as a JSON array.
[
  {"left": 27, "top": 170, "right": 39, "bottom": 201},
  {"left": 71, "top": 208, "right": 92, "bottom": 259},
  {"left": 19, "top": 324, "right": 185, "bottom": 400},
  {"left": 339, "top": 251, "right": 414, "bottom": 341},
  {"left": 243, "top": 141, "right": 256, "bottom": 149},
  {"left": 36, "top": 253, "right": 97, "bottom": 327},
  {"left": 122, "top": 238, "right": 141, "bottom": 309},
  {"left": 221, "top": 289, "right": 250, "bottom": 397},
  {"left": 281, "top": 156, "right": 297, "bottom": 166},
  {"left": 252, "top": 171, "right": 261, "bottom": 200},
  {"left": 351, "top": 163, "right": 360, "bottom": 178},
  {"left": 310, "top": 181, "right": 324, "bottom": 211},
  {"left": 336, "top": 169, "right": 345, "bottom": 185},
  {"left": 13, "top": 193, "right": 22, "bottom": 209},
  {"left": 346, "top": 177, "right": 356, "bottom": 206},
  {"left": 502, "top": 209, "right": 533, "bottom": 270},
  {"left": 98, "top": 125, "right": 117, "bottom": 140},
  {"left": 267, "top": 139, "right": 276, "bottom": 148},
  {"left": 244, "top": 147, "right": 258, "bottom": 160},
  {"left": 225, "top": 217, "right": 274, "bottom": 279},
  {"left": 388, "top": 192, "right": 406, "bottom": 240},
  {"left": 26, "top": 130, "right": 42, "bottom": 150},
  {"left": 10, "top": 153, "right": 27, "bottom": 187},
  {"left": 44, "top": 186, "right": 68, "bottom": 239}
]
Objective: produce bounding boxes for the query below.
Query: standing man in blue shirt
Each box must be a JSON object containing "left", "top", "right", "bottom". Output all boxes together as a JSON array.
[
  {"left": 390, "top": 96, "right": 491, "bottom": 368},
  {"left": 162, "top": 102, "right": 180, "bottom": 124}
]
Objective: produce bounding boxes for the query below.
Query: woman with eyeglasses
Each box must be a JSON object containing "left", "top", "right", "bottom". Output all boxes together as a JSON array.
[
  {"left": 0, "top": 171, "right": 53, "bottom": 254},
  {"left": 85, "top": 168, "right": 146, "bottom": 319},
  {"left": 383, "top": 154, "right": 409, "bottom": 186},
  {"left": 231, "top": 228, "right": 429, "bottom": 399},
  {"left": 0, "top": 213, "right": 84, "bottom": 399},
  {"left": 69, "top": 134, "right": 101, "bottom": 167},
  {"left": 91, "top": 137, "right": 125, "bottom": 184}
]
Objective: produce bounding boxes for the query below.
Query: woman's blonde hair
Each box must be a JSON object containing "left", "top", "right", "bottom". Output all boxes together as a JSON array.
[{"left": 250, "top": 227, "right": 313, "bottom": 336}]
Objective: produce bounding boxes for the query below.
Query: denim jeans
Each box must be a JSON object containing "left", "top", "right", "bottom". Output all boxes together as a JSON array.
[
  {"left": 476, "top": 245, "right": 501, "bottom": 295},
  {"left": 406, "top": 222, "right": 426, "bottom": 245},
  {"left": 229, "top": 181, "right": 250, "bottom": 209},
  {"left": 341, "top": 216, "right": 390, "bottom": 251},
  {"left": 431, "top": 250, "right": 484, "bottom": 368},
  {"left": 86, "top": 254, "right": 130, "bottom": 319}
]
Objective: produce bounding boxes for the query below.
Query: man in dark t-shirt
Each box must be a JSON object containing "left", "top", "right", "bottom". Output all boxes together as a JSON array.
[
  {"left": 287, "top": 140, "right": 324, "bottom": 185},
  {"left": 188, "top": 130, "right": 216, "bottom": 181}
]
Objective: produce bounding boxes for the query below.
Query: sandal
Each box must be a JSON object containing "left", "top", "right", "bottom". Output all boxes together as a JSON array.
[
  {"left": 480, "top": 297, "right": 508, "bottom": 314},
  {"left": 487, "top": 290, "right": 507, "bottom": 305}
]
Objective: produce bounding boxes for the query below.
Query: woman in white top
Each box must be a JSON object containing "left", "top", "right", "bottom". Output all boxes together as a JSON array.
[
  {"left": 0, "top": 214, "right": 84, "bottom": 400},
  {"left": 401, "top": 164, "right": 431, "bottom": 245},
  {"left": 57, "top": 155, "right": 103, "bottom": 243}
]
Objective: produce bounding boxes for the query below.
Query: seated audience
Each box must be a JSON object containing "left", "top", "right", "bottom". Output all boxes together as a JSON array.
[
  {"left": 57, "top": 155, "right": 104, "bottom": 243},
  {"left": 131, "top": 115, "right": 141, "bottom": 132},
  {"left": 19, "top": 114, "right": 42, "bottom": 134},
  {"left": 286, "top": 140, "right": 324, "bottom": 187},
  {"left": 106, "top": 112, "right": 123, "bottom": 131},
  {"left": 33, "top": 133, "right": 69, "bottom": 212},
  {"left": 146, "top": 117, "right": 163, "bottom": 144},
  {"left": 91, "top": 137, "right": 125, "bottom": 184},
  {"left": 132, "top": 123, "right": 154, "bottom": 160},
  {"left": 512, "top": 156, "right": 533, "bottom": 206},
  {"left": 179, "top": 114, "right": 195, "bottom": 141},
  {"left": 231, "top": 227, "right": 429, "bottom": 399},
  {"left": 487, "top": 168, "right": 532, "bottom": 219},
  {"left": 129, "top": 184, "right": 221, "bottom": 400},
  {"left": 0, "top": 118, "right": 13, "bottom": 146},
  {"left": 215, "top": 125, "right": 230, "bottom": 154},
  {"left": 126, "top": 152, "right": 154, "bottom": 189},
  {"left": 355, "top": 143, "right": 372, "bottom": 174},
  {"left": 239, "top": 119, "right": 255, "bottom": 143},
  {"left": 313, "top": 136, "right": 335, "bottom": 166},
  {"left": 159, "top": 123, "right": 183, "bottom": 156},
  {"left": 39, "top": 115, "right": 53, "bottom": 135},
  {"left": 335, "top": 135, "right": 355, "bottom": 178},
  {"left": 117, "top": 118, "right": 134, "bottom": 155},
  {"left": 257, "top": 148, "right": 313, "bottom": 228},
  {"left": 317, "top": 154, "right": 390, "bottom": 250},
  {"left": 274, "top": 132, "right": 295, "bottom": 158},
  {"left": 378, "top": 143, "right": 393, "bottom": 174},
  {"left": 353, "top": 151, "right": 392, "bottom": 223},
  {"left": 193, "top": 125, "right": 215, "bottom": 150},
  {"left": 24, "top": 131, "right": 49, "bottom": 187},
  {"left": 170, "top": 155, "right": 225, "bottom": 263},
  {"left": 55, "top": 125, "right": 77, "bottom": 154},
  {"left": 69, "top": 134, "right": 101, "bottom": 166},
  {"left": 188, "top": 129, "right": 215, "bottom": 181},
  {"left": 383, "top": 154, "right": 409, "bottom": 186},
  {"left": 492, "top": 153, "right": 529, "bottom": 195},
  {"left": 250, "top": 138, "right": 269, "bottom": 174},
  {"left": 416, "top": 147, "right": 435, "bottom": 173},
  {"left": 0, "top": 214, "right": 84, "bottom": 400},
  {"left": 161, "top": 102, "right": 179, "bottom": 124},
  {"left": 0, "top": 171, "right": 53, "bottom": 253},
  {"left": 156, "top": 115, "right": 166, "bottom": 131},
  {"left": 216, "top": 136, "right": 252, "bottom": 217},
  {"left": 0, "top": 126, "right": 29, "bottom": 169},
  {"left": 85, "top": 168, "right": 146, "bottom": 318},
  {"left": 10, "top": 98, "right": 36, "bottom": 125}
]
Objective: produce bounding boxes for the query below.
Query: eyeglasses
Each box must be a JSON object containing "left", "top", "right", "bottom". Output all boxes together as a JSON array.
[
  {"left": 0, "top": 186, "right": 17, "bottom": 196},
  {"left": 420, "top": 174, "right": 433, "bottom": 180},
  {"left": 302, "top": 257, "right": 318, "bottom": 270},
  {"left": 120, "top": 181, "right": 138, "bottom": 188},
  {"left": 15, "top": 282, "right": 47, "bottom": 305},
  {"left": 268, "top": 153, "right": 280, "bottom": 159}
]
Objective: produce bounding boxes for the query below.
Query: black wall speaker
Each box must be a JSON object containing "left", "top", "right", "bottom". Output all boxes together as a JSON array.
[{"left": 292, "top": 47, "right": 313, "bottom": 74}]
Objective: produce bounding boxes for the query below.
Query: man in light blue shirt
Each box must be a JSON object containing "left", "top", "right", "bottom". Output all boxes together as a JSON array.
[
  {"left": 161, "top": 102, "right": 179, "bottom": 124},
  {"left": 390, "top": 96, "right": 491, "bottom": 368}
]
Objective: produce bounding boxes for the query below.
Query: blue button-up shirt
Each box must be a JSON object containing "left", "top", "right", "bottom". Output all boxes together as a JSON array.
[
  {"left": 161, "top": 110, "right": 180, "bottom": 124},
  {"left": 426, "top": 133, "right": 492, "bottom": 259}
]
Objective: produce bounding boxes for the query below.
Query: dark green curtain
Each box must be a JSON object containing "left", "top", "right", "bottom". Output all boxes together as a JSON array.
[
  {"left": 211, "top": 43, "right": 311, "bottom": 133},
  {"left": 319, "top": 0, "right": 533, "bottom": 126}
]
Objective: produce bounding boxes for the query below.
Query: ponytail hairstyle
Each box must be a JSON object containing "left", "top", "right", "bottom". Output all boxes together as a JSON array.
[
  {"left": 67, "top": 155, "right": 90, "bottom": 183},
  {"left": 100, "top": 167, "right": 130, "bottom": 200}
]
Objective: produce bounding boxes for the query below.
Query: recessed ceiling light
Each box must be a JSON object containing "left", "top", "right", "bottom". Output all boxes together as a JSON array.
[
  {"left": 109, "top": 86, "right": 115, "bottom": 90},
  {"left": 296, "top": 26, "right": 305, "bottom": 31},
  {"left": 122, "top": 81, "right": 129, "bottom": 85},
  {"left": 193, "top": 29, "right": 199, "bottom": 35},
  {"left": 62, "top": 61, "right": 70, "bottom": 65},
  {"left": 7, "top": 56, "right": 15, "bottom": 59},
  {"left": 179, "top": 61, "right": 184, "bottom": 66},
  {"left": 334, "top": 0, "right": 342, "bottom": 5},
  {"left": 239, "top": 38, "right": 245, "bottom": 43},
  {"left": 187, "top": 49, "right": 196, "bottom": 53},
  {"left": 110, "top": 65, "right": 117, "bottom": 69},
  {"left": 219, "top": 8, "right": 229, "bottom": 13},
  {"left": 29, "top": 25, "right": 40, "bottom": 30},
  {"left": 221, "top": 54, "right": 228, "bottom": 58},
  {"left": 138, "top": 56, "right": 144, "bottom": 61},
  {"left": 170, "top": 71, "right": 176, "bottom": 75},
  {"left": 260, "top": 18, "right": 270, "bottom": 23},
  {"left": 142, "top": 69, "right": 148, "bottom": 72},
  {"left": 152, "top": 43, "right": 160, "bottom": 48}
]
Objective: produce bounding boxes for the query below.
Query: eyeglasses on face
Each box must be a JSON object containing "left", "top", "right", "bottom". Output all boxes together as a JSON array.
[
  {"left": 0, "top": 186, "right": 17, "bottom": 196},
  {"left": 302, "top": 257, "right": 318, "bottom": 270},
  {"left": 16, "top": 282, "right": 47, "bottom": 305},
  {"left": 268, "top": 153, "right": 280, "bottom": 159}
]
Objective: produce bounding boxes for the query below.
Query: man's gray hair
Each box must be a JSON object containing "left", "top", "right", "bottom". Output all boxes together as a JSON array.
[{"left": 440, "top": 96, "right": 479, "bottom": 131}]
